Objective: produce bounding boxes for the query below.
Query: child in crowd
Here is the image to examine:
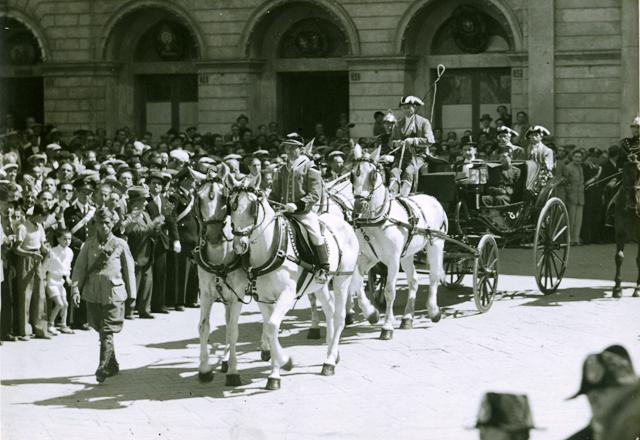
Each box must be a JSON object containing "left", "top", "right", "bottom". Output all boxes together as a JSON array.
[{"left": 44, "top": 229, "right": 74, "bottom": 335}]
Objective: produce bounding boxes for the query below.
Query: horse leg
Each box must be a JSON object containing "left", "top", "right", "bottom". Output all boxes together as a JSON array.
[
  {"left": 259, "top": 303, "right": 273, "bottom": 362},
  {"left": 260, "top": 289, "right": 297, "bottom": 390},
  {"left": 426, "top": 239, "right": 444, "bottom": 322},
  {"left": 323, "top": 276, "right": 349, "bottom": 375},
  {"left": 344, "top": 292, "right": 356, "bottom": 326},
  {"left": 307, "top": 293, "right": 322, "bottom": 339},
  {"left": 613, "top": 242, "right": 624, "bottom": 298},
  {"left": 380, "top": 260, "right": 400, "bottom": 340},
  {"left": 400, "top": 256, "right": 418, "bottom": 329},
  {"left": 634, "top": 243, "right": 640, "bottom": 298},
  {"left": 224, "top": 301, "right": 243, "bottom": 386},
  {"left": 314, "top": 285, "right": 338, "bottom": 375},
  {"left": 197, "top": 291, "right": 215, "bottom": 382},
  {"left": 352, "top": 259, "right": 380, "bottom": 325},
  {"left": 220, "top": 304, "right": 231, "bottom": 372}
]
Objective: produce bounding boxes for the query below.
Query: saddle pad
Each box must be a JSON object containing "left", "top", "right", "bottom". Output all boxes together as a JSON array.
[{"left": 286, "top": 216, "right": 327, "bottom": 267}]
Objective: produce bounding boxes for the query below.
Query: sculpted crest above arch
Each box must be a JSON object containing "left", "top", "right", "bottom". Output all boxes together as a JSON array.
[
  {"left": 238, "top": 0, "right": 361, "bottom": 58},
  {"left": 98, "top": 0, "right": 206, "bottom": 61},
  {"left": 0, "top": 8, "right": 51, "bottom": 62},
  {"left": 394, "top": 0, "right": 524, "bottom": 55}
]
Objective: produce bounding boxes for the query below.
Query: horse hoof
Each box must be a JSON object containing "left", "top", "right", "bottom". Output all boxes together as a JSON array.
[
  {"left": 379, "top": 329, "right": 393, "bottom": 340},
  {"left": 198, "top": 370, "right": 214, "bottom": 383},
  {"left": 612, "top": 287, "right": 622, "bottom": 299},
  {"left": 368, "top": 310, "right": 380, "bottom": 325},
  {"left": 265, "top": 378, "right": 281, "bottom": 391},
  {"left": 225, "top": 374, "right": 242, "bottom": 387},
  {"left": 260, "top": 350, "right": 271, "bottom": 362},
  {"left": 220, "top": 361, "right": 229, "bottom": 373},
  {"left": 430, "top": 311, "right": 442, "bottom": 323},
  {"left": 282, "top": 357, "right": 294, "bottom": 372},
  {"left": 321, "top": 363, "right": 336, "bottom": 376},
  {"left": 399, "top": 318, "right": 413, "bottom": 329},
  {"left": 345, "top": 313, "right": 355, "bottom": 326},
  {"left": 307, "top": 327, "right": 322, "bottom": 340}
]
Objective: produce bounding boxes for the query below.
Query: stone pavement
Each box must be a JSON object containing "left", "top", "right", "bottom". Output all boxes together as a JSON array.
[{"left": 1, "top": 243, "right": 639, "bottom": 440}]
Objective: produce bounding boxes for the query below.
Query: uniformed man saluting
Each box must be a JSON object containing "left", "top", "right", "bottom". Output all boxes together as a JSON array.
[
  {"left": 71, "top": 206, "right": 136, "bottom": 383},
  {"left": 389, "top": 95, "right": 435, "bottom": 196}
]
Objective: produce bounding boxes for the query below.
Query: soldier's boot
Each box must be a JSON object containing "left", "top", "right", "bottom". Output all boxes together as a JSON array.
[
  {"left": 106, "top": 340, "right": 119, "bottom": 377},
  {"left": 314, "top": 244, "right": 330, "bottom": 284},
  {"left": 95, "top": 333, "right": 113, "bottom": 383}
]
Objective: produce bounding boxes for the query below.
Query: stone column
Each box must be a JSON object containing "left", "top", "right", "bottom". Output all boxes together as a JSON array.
[
  {"left": 528, "top": 0, "right": 555, "bottom": 131},
  {"left": 346, "top": 56, "right": 418, "bottom": 138},
  {"left": 195, "top": 60, "right": 265, "bottom": 134},
  {"left": 42, "top": 62, "right": 120, "bottom": 133},
  {"left": 620, "top": 0, "right": 639, "bottom": 133}
]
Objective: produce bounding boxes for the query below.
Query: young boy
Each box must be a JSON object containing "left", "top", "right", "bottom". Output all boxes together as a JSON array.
[{"left": 44, "top": 229, "right": 74, "bottom": 335}]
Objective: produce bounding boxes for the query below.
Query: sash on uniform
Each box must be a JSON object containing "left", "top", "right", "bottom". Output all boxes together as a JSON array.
[
  {"left": 70, "top": 205, "right": 96, "bottom": 235},
  {"left": 402, "top": 115, "right": 417, "bottom": 138},
  {"left": 176, "top": 196, "right": 194, "bottom": 222}
]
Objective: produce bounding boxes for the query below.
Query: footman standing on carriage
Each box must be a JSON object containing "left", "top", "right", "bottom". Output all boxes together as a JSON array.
[
  {"left": 71, "top": 206, "right": 136, "bottom": 383},
  {"left": 496, "top": 126, "right": 526, "bottom": 160},
  {"left": 389, "top": 95, "right": 435, "bottom": 197},
  {"left": 269, "top": 133, "right": 329, "bottom": 283},
  {"left": 526, "top": 125, "right": 554, "bottom": 192}
]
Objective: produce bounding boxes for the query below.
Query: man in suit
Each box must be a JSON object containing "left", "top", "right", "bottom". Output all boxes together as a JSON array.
[
  {"left": 123, "top": 186, "right": 158, "bottom": 319},
  {"left": 270, "top": 133, "right": 329, "bottom": 282},
  {"left": 170, "top": 169, "right": 199, "bottom": 310},
  {"left": 146, "top": 171, "right": 180, "bottom": 314},
  {"left": 478, "top": 114, "right": 497, "bottom": 141},
  {"left": 482, "top": 153, "right": 521, "bottom": 206},
  {"left": 64, "top": 176, "right": 97, "bottom": 330},
  {"left": 389, "top": 95, "right": 435, "bottom": 196}
]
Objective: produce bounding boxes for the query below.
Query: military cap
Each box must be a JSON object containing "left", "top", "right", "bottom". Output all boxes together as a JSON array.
[
  {"left": 399, "top": 95, "right": 424, "bottom": 107},
  {"left": 328, "top": 150, "right": 345, "bottom": 160},
  {"left": 45, "top": 143, "right": 62, "bottom": 151},
  {"left": 73, "top": 175, "right": 97, "bottom": 192},
  {"left": 253, "top": 149, "right": 269, "bottom": 158},
  {"left": 147, "top": 170, "right": 170, "bottom": 184},
  {"left": 100, "top": 175, "right": 125, "bottom": 195},
  {"left": 127, "top": 185, "right": 148, "bottom": 202},
  {"left": 223, "top": 153, "right": 242, "bottom": 162},
  {"left": 475, "top": 392, "right": 538, "bottom": 431},
  {"left": 281, "top": 133, "right": 305, "bottom": 148},
  {"left": 569, "top": 345, "right": 637, "bottom": 399}
]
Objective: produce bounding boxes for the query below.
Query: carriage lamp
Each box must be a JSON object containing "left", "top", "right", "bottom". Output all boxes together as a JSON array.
[{"left": 468, "top": 163, "right": 488, "bottom": 185}]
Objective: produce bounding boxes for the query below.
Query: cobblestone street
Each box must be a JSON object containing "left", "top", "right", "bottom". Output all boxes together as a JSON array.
[{"left": 2, "top": 243, "right": 639, "bottom": 440}]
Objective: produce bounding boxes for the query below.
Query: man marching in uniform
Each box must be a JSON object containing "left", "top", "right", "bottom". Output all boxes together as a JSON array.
[
  {"left": 269, "top": 133, "right": 329, "bottom": 282},
  {"left": 389, "top": 95, "right": 435, "bottom": 196},
  {"left": 71, "top": 206, "right": 136, "bottom": 383}
]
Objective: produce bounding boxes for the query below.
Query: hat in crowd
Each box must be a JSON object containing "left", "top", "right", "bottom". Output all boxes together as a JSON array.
[
  {"left": 475, "top": 392, "right": 538, "bottom": 432},
  {"left": 0, "top": 180, "right": 20, "bottom": 202},
  {"left": 281, "top": 132, "right": 305, "bottom": 148},
  {"left": 100, "top": 175, "right": 125, "bottom": 195},
  {"left": 525, "top": 125, "right": 551, "bottom": 137},
  {"left": 186, "top": 126, "right": 197, "bottom": 132},
  {"left": 630, "top": 116, "right": 640, "bottom": 127},
  {"left": 497, "top": 126, "right": 519, "bottom": 137},
  {"left": 383, "top": 110, "right": 398, "bottom": 124},
  {"left": 127, "top": 186, "right": 148, "bottom": 203},
  {"left": 236, "top": 114, "right": 249, "bottom": 123},
  {"left": 169, "top": 149, "right": 190, "bottom": 163},
  {"left": 2, "top": 163, "right": 19, "bottom": 173},
  {"left": 223, "top": 153, "right": 242, "bottom": 162},
  {"left": 314, "top": 146, "right": 331, "bottom": 156},
  {"left": 253, "top": 149, "right": 269, "bottom": 158},
  {"left": 462, "top": 135, "right": 477, "bottom": 147},
  {"left": 147, "top": 170, "right": 171, "bottom": 184},
  {"left": 133, "top": 141, "right": 147, "bottom": 155},
  {"left": 569, "top": 345, "right": 638, "bottom": 399},
  {"left": 480, "top": 113, "right": 493, "bottom": 122},
  {"left": 27, "top": 153, "right": 47, "bottom": 165},
  {"left": 328, "top": 150, "right": 345, "bottom": 160},
  {"left": 45, "top": 143, "right": 62, "bottom": 151},
  {"left": 374, "top": 111, "right": 385, "bottom": 119},
  {"left": 73, "top": 176, "right": 97, "bottom": 192},
  {"left": 399, "top": 95, "right": 424, "bottom": 107}
]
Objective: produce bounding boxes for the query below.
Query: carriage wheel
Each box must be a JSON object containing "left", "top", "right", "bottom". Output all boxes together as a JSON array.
[
  {"left": 443, "top": 259, "right": 465, "bottom": 287},
  {"left": 534, "top": 197, "right": 570, "bottom": 295},
  {"left": 473, "top": 235, "right": 499, "bottom": 313}
]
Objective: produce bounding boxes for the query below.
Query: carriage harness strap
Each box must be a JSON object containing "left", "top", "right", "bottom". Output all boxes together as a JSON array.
[{"left": 241, "top": 215, "right": 353, "bottom": 304}]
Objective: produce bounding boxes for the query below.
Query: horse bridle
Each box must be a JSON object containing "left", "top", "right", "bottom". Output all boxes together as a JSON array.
[
  {"left": 229, "top": 186, "right": 268, "bottom": 238},
  {"left": 194, "top": 177, "right": 229, "bottom": 226},
  {"left": 351, "top": 157, "right": 388, "bottom": 218}
]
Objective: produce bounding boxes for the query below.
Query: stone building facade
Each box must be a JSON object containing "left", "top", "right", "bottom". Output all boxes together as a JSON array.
[{"left": 1, "top": 0, "right": 638, "bottom": 146}]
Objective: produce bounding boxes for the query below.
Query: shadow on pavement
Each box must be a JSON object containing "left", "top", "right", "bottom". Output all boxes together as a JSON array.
[{"left": 513, "top": 286, "right": 615, "bottom": 307}]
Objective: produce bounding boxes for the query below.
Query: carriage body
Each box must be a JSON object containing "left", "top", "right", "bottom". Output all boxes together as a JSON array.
[{"left": 417, "top": 157, "right": 570, "bottom": 308}]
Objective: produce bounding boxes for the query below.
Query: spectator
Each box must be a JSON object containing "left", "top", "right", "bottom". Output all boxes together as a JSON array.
[
  {"left": 43, "top": 229, "right": 74, "bottom": 335},
  {"left": 512, "top": 111, "right": 529, "bottom": 145},
  {"left": 373, "top": 111, "right": 385, "bottom": 137},
  {"left": 496, "top": 105, "right": 512, "bottom": 127},
  {"left": 559, "top": 149, "right": 585, "bottom": 245}
]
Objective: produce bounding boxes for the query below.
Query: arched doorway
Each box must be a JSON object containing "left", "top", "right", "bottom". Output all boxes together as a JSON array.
[
  {"left": 244, "top": 1, "right": 357, "bottom": 138},
  {"left": 103, "top": 6, "right": 201, "bottom": 138},
  {"left": 0, "top": 16, "right": 45, "bottom": 130},
  {"left": 399, "top": 0, "right": 523, "bottom": 139}
]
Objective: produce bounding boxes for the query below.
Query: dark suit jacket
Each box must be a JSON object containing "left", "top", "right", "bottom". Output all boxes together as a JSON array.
[
  {"left": 63, "top": 201, "right": 94, "bottom": 252},
  {"left": 172, "top": 192, "right": 199, "bottom": 251},
  {"left": 124, "top": 210, "right": 156, "bottom": 270},
  {"left": 146, "top": 194, "right": 179, "bottom": 250}
]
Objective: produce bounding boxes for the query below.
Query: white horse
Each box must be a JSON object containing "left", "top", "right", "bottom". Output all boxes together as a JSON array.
[
  {"left": 229, "top": 183, "right": 359, "bottom": 390},
  {"left": 193, "top": 168, "right": 270, "bottom": 386},
  {"left": 350, "top": 145, "right": 448, "bottom": 339}
]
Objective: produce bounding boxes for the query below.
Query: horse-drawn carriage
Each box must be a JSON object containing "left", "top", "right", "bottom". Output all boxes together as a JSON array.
[{"left": 417, "top": 156, "right": 571, "bottom": 312}]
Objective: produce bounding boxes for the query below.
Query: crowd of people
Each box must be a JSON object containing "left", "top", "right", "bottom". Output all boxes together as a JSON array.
[{"left": 0, "top": 105, "right": 637, "bottom": 347}]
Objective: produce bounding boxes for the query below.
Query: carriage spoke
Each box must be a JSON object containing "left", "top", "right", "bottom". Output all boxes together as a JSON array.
[{"left": 552, "top": 225, "right": 568, "bottom": 242}]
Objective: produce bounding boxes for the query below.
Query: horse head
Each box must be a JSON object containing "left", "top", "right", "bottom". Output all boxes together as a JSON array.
[
  {"left": 193, "top": 163, "right": 235, "bottom": 236},
  {"left": 351, "top": 143, "right": 383, "bottom": 217},
  {"left": 228, "top": 184, "right": 267, "bottom": 255}
]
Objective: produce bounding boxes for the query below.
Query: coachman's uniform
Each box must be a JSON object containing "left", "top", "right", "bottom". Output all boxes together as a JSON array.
[{"left": 269, "top": 154, "right": 329, "bottom": 272}]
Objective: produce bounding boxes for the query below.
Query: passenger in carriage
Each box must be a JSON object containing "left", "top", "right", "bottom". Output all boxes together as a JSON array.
[
  {"left": 269, "top": 133, "right": 329, "bottom": 283},
  {"left": 389, "top": 95, "right": 435, "bottom": 197},
  {"left": 456, "top": 137, "right": 480, "bottom": 177},
  {"left": 482, "top": 153, "right": 521, "bottom": 206},
  {"left": 495, "top": 126, "right": 526, "bottom": 160},
  {"left": 526, "top": 125, "right": 554, "bottom": 173}
]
